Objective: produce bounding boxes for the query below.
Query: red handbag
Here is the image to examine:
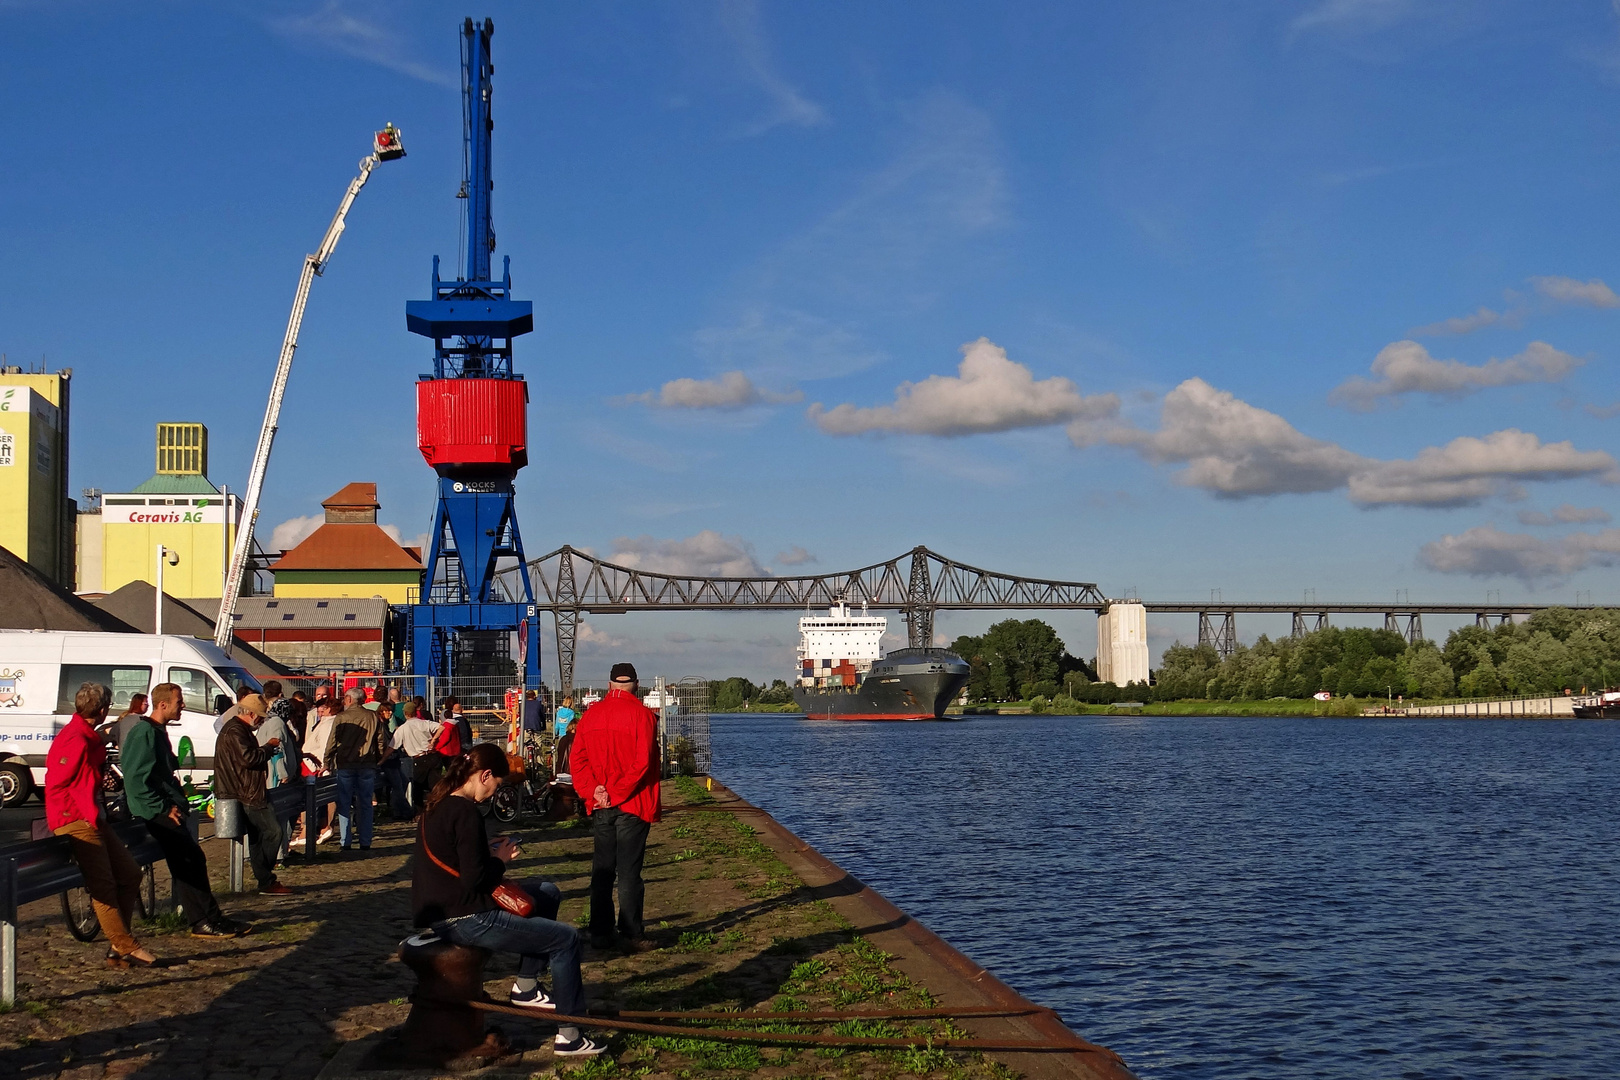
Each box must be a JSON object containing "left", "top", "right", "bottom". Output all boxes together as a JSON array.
[{"left": 419, "top": 821, "right": 535, "bottom": 917}]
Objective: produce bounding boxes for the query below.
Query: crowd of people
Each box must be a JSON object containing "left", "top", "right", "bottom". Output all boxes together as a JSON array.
[{"left": 40, "top": 665, "right": 666, "bottom": 1060}]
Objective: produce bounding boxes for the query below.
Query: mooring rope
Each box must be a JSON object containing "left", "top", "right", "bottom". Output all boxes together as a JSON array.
[{"left": 413, "top": 994, "right": 1125, "bottom": 1060}]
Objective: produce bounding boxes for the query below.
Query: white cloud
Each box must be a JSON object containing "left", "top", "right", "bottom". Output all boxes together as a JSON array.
[
  {"left": 810, "top": 338, "right": 1119, "bottom": 437},
  {"left": 267, "top": 1, "right": 454, "bottom": 86},
  {"left": 1072, "top": 378, "right": 1619, "bottom": 507},
  {"left": 716, "top": 0, "right": 827, "bottom": 136},
  {"left": 1409, "top": 307, "right": 1507, "bottom": 337},
  {"left": 1517, "top": 504, "right": 1614, "bottom": 526},
  {"left": 269, "top": 515, "right": 322, "bottom": 553},
  {"left": 575, "top": 621, "right": 627, "bottom": 651},
  {"left": 1529, "top": 275, "right": 1620, "bottom": 309},
  {"left": 379, "top": 525, "right": 429, "bottom": 554},
  {"left": 1413, "top": 275, "right": 1619, "bottom": 337},
  {"left": 1419, "top": 525, "right": 1620, "bottom": 583},
  {"left": 607, "top": 530, "right": 766, "bottom": 578},
  {"left": 1292, "top": 0, "right": 1418, "bottom": 34},
  {"left": 1081, "top": 377, "right": 1368, "bottom": 497},
  {"left": 627, "top": 371, "right": 801, "bottom": 410},
  {"left": 1329, "top": 340, "right": 1582, "bottom": 410},
  {"left": 774, "top": 545, "right": 817, "bottom": 566},
  {"left": 1350, "top": 430, "right": 1620, "bottom": 507},
  {"left": 1586, "top": 401, "right": 1620, "bottom": 420}
]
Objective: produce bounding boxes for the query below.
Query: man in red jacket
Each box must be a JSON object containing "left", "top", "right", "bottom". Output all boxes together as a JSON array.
[
  {"left": 570, "top": 662, "right": 661, "bottom": 951},
  {"left": 46, "top": 682, "right": 161, "bottom": 966}
]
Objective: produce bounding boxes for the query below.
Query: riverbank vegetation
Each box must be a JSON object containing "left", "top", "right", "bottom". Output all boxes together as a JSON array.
[
  {"left": 954, "top": 608, "right": 1620, "bottom": 707},
  {"left": 705, "top": 608, "right": 1620, "bottom": 714}
]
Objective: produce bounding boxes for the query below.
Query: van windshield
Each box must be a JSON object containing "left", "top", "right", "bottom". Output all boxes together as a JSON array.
[{"left": 217, "top": 667, "right": 262, "bottom": 698}]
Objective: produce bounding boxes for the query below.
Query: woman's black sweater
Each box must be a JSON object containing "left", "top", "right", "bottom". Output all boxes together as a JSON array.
[{"left": 411, "top": 794, "right": 506, "bottom": 926}]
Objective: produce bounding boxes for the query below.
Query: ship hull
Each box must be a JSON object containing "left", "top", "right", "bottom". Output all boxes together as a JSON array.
[{"left": 793, "top": 665, "right": 969, "bottom": 721}]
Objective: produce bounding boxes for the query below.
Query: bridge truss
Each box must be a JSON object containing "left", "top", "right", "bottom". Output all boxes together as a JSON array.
[{"left": 492, "top": 545, "right": 1588, "bottom": 692}]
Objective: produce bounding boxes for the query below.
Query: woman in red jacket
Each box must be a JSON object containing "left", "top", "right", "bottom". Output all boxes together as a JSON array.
[{"left": 46, "top": 682, "right": 161, "bottom": 967}]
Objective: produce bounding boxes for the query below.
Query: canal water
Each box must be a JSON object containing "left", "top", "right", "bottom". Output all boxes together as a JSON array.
[{"left": 711, "top": 713, "right": 1620, "bottom": 1080}]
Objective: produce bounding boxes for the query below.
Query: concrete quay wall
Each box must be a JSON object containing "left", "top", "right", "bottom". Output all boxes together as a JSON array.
[{"left": 1396, "top": 695, "right": 1576, "bottom": 718}]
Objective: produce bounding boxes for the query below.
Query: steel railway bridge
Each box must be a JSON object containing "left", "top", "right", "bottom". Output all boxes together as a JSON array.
[{"left": 480, "top": 546, "right": 1589, "bottom": 695}]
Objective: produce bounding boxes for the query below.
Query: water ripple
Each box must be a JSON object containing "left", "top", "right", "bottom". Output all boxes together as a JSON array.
[{"left": 712, "top": 714, "right": 1620, "bottom": 1080}]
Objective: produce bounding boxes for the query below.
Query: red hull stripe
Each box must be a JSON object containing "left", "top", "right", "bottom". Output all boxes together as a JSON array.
[{"left": 805, "top": 713, "right": 940, "bottom": 721}]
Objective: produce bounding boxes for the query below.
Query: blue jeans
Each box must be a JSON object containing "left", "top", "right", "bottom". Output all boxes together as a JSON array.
[
  {"left": 436, "top": 880, "right": 583, "bottom": 1014},
  {"left": 335, "top": 767, "right": 376, "bottom": 848}
]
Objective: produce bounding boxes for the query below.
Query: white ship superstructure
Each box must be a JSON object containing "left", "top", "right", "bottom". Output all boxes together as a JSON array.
[{"left": 797, "top": 602, "right": 886, "bottom": 689}]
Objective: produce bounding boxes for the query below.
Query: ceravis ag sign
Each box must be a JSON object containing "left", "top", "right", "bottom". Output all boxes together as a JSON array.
[{"left": 101, "top": 499, "right": 231, "bottom": 525}]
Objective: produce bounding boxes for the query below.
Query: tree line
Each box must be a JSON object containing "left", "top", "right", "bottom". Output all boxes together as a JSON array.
[
  {"left": 701, "top": 607, "right": 1620, "bottom": 710},
  {"left": 955, "top": 610, "right": 1620, "bottom": 705}
]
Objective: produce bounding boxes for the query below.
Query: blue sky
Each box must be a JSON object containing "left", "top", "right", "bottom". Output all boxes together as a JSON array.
[{"left": 3, "top": 0, "right": 1618, "bottom": 681}]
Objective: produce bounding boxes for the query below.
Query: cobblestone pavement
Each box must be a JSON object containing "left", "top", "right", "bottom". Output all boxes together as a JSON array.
[
  {"left": 1, "top": 813, "right": 435, "bottom": 1079},
  {"left": 1, "top": 781, "right": 1029, "bottom": 1080}
]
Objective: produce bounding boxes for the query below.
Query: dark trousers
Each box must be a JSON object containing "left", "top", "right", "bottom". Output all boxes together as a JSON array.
[
  {"left": 242, "top": 802, "right": 284, "bottom": 888},
  {"left": 383, "top": 754, "right": 414, "bottom": 819},
  {"left": 412, "top": 753, "right": 445, "bottom": 814},
  {"left": 142, "top": 813, "right": 224, "bottom": 926},
  {"left": 589, "top": 806, "right": 650, "bottom": 942}
]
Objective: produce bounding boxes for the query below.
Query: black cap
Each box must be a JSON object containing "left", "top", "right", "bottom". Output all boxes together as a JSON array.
[{"left": 610, "top": 663, "right": 638, "bottom": 682}]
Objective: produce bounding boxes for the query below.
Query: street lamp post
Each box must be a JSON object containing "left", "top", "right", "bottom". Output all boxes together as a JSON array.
[{"left": 155, "top": 545, "right": 178, "bottom": 635}]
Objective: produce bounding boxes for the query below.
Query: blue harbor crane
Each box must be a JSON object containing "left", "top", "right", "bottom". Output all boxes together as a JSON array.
[{"left": 402, "top": 17, "right": 543, "bottom": 694}]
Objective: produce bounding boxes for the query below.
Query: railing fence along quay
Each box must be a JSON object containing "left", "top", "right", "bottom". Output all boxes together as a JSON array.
[
  {"left": 0, "top": 820, "right": 166, "bottom": 1005},
  {"left": 216, "top": 775, "right": 339, "bottom": 893},
  {"left": 1388, "top": 693, "right": 1579, "bottom": 718}
]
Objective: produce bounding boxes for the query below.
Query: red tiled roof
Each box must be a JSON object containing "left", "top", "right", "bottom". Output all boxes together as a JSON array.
[
  {"left": 270, "top": 523, "right": 423, "bottom": 571},
  {"left": 322, "top": 482, "right": 379, "bottom": 511}
]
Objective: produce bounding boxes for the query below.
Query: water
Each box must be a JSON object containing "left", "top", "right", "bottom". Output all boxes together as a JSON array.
[{"left": 711, "top": 713, "right": 1620, "bottom": 1080}]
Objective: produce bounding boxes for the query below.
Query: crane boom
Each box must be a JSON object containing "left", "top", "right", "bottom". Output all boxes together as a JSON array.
[{"left": 214, "top": 128, "right": 405, "bottom": 649}]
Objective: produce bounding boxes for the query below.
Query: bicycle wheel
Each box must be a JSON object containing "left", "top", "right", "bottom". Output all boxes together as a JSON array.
[
  {"left": 136, "top": 863, "right": 157, "bottom": 920},
  {"left": 61, "top": 887, "right": 100, "bottom": 942},
  {"left": 490, "top": 783, "right": 520, "bottom": 823}
]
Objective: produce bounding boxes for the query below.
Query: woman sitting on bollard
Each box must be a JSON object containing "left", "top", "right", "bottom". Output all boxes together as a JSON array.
[{"left": 411, "top": 743, "right": 604, "bottom": 1058}]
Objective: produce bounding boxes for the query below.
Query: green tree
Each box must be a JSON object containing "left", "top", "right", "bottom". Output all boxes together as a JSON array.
[
  {"left": 709, "top": 676, "right": 760, "bottom": 711},
  {"left": 1401, "top": 644, "right": 1454, "bottom": 698},
  {"left": 756, "top": 679, "right": 794, "bottom": 705}
]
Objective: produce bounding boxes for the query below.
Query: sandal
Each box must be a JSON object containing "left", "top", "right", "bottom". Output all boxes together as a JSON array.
[{"left": 108, "top": 948, "right": 163, "bottom": 968}]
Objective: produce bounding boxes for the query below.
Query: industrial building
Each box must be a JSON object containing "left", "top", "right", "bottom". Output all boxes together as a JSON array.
[
  {"left": 270, "top": 483, "right": 421, "bottom": 604},
  {"left": 228, "top": 596, "right": 391, "bottom": 669},
  {"left": 77, "top": 422, "right": 240, "bottom": 599},
  {"left": 0, "top": 368, "right": 74, "bottom": 588},
  {"left": 1097, "top": 601, "right": 1151, "bottom": 686}
]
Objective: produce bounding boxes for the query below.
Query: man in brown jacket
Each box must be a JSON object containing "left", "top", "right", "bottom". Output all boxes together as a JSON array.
[
  {"left": 214, "top": 694, "right": 293, "bottom": 895},
  {"left": 325, "top": 689, "right": 387, "bottom": 851}
]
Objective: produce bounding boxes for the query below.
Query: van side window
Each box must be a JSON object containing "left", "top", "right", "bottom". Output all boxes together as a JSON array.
[
  {"left": 169, "top": 667, "right": 228, "bottom": 715},
  {"left": 56, "top": 665, "right": 152, "bottom": 715}
]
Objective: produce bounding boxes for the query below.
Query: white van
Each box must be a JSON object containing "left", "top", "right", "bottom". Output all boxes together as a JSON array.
[{"left": 0, "top": 630, "right": 263, "bottom": 807}]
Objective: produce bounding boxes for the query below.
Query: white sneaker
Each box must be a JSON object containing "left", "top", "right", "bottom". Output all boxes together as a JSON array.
[
  {"left": 553, "top": 1034, "right": 606, "bottom": 1057},
  {"left": 316, "top": 827, "right": 335, "bottom": 845},
  {"left": 509, "top": 984, "right": 556, "bottom": 1010}
]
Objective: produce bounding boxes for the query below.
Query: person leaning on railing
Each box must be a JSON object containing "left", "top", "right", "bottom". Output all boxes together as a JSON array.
[
  {"left": 44, "top": 681, "right": 164, "bottom": 968},
  {"left": 122, "top": 682, "right": 250, "bottom": 939},
  {"left": 410, "top": 743, "right": 604, "bottom": 1058}
]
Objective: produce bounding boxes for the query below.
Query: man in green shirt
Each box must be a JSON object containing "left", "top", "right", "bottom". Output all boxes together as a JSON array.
[{"left": 123, "top": 683, "right": 250, "bottom": 938}]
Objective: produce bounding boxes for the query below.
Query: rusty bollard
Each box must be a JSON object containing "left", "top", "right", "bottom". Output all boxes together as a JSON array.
[{"left": 392, "top": 933, "right": 510, "bottom": 1064}]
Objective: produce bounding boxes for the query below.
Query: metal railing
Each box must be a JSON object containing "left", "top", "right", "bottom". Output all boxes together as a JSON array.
[
  {"left": 0, "top": 820, "right": 166, "bottom": 1005},
  {"left": 220, "top": 775, "right": 339, "bottom": 893}
]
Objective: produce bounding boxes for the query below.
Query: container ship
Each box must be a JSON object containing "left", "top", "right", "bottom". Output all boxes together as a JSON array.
[{"left": 791, "top": 602, "right": 970, "bottom": 720}]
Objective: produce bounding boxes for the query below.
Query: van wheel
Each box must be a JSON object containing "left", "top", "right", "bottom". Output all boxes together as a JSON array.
[{"left": 0, "top": 762, "right": 32, "bottom": 807}]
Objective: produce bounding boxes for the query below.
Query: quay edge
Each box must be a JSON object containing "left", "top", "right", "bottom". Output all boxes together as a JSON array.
[{"left": 707, "top": 778, "right": 1140, "bottom": 1080}]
